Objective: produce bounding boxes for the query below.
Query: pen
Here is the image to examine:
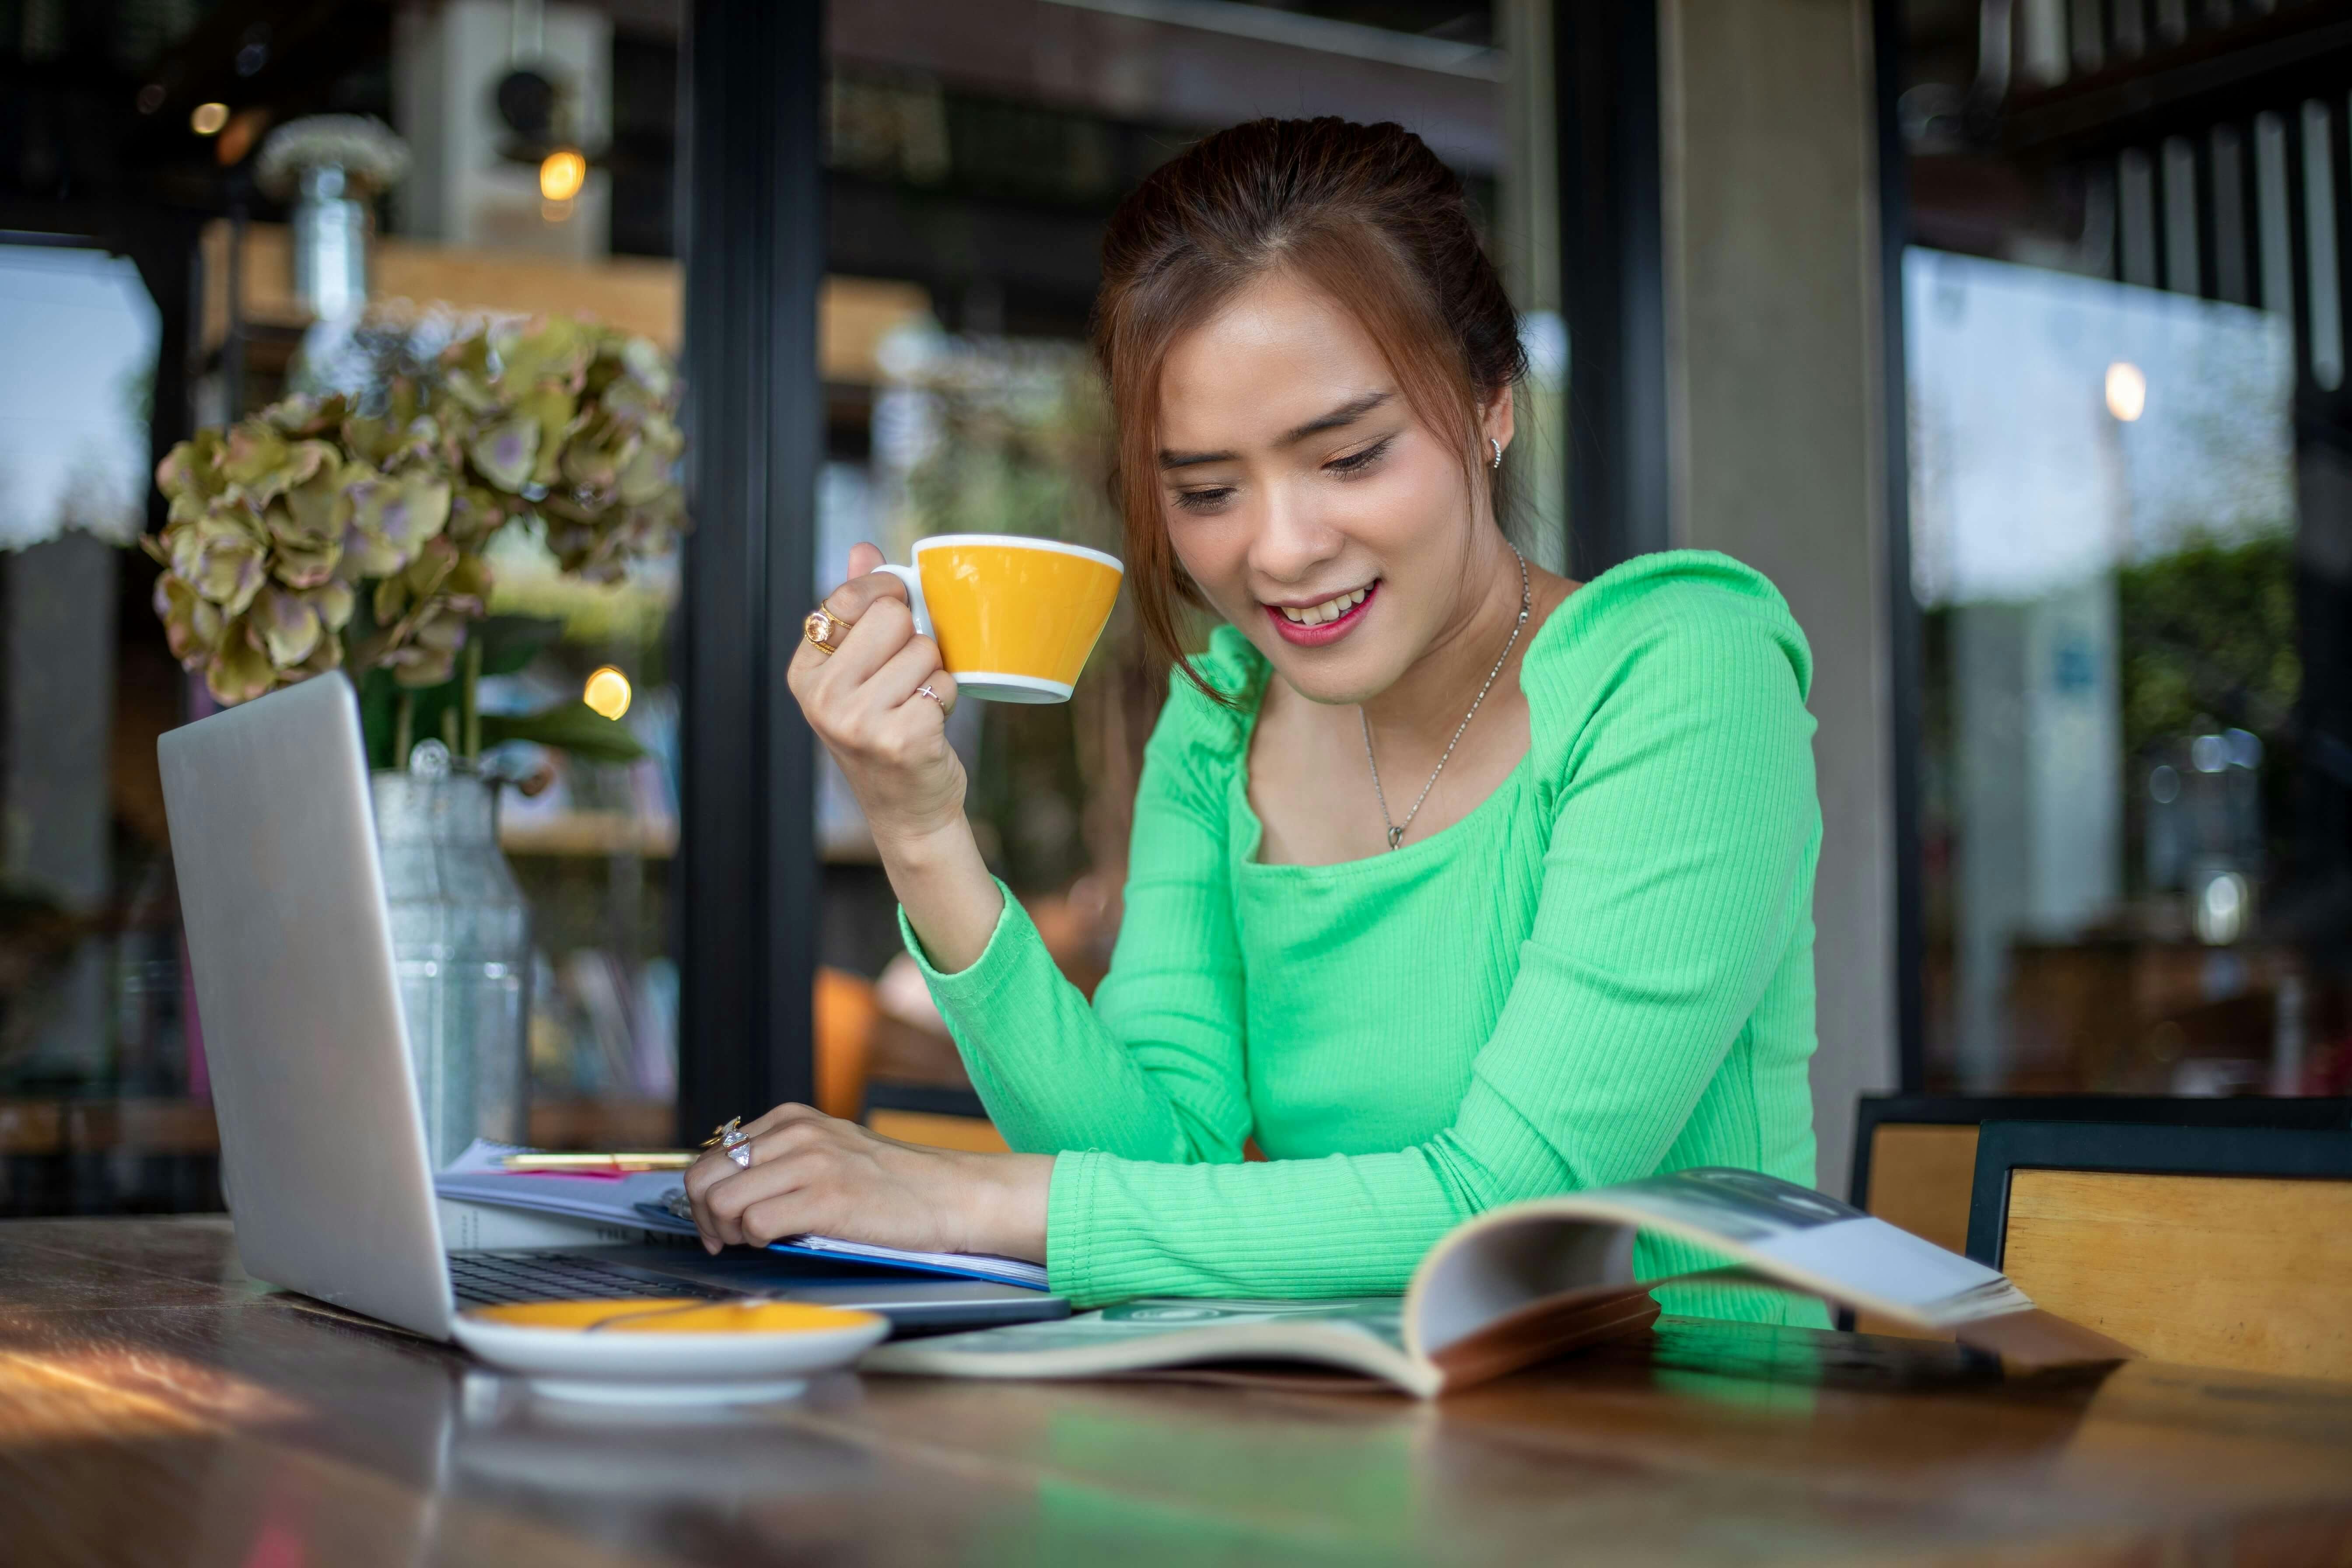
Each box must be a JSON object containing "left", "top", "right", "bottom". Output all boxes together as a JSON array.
[{"left": 500, "top": 1152, "right": 699, "bottom": 1172}]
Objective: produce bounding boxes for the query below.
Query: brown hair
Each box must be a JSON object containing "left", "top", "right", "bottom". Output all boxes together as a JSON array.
[{"left": 1092, "top": 117, "right": 1526, "bottom": 698}]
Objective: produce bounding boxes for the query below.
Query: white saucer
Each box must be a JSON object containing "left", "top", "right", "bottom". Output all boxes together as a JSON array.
[{"left": 453, "top": 1298, "right": 890, "bottom": 1407}]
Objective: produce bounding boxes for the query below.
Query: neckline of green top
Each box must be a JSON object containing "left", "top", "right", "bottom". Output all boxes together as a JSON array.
[{"left": 1222, "top": 585, "right": 1577, "bottom": 876}]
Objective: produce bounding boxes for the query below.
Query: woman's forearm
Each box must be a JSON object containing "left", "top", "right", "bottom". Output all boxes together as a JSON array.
[{"left": 878, "top": 819, "right": 1006, "bottom": 975}]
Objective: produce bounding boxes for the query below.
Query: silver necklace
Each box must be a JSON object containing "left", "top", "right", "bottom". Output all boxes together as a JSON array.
[{"left": 1360, "top": 547, "right": 1530, "bottom": 851}]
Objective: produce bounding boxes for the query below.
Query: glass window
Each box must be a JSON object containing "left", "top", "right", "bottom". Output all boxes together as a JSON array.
[
  {"left": 0, "top": 1, "right": 696, "bottom": 1210},
  {"left": 1908, "top": 249, "right": 2316, "bottom": 1092},
  {"left": 1895, "top": 4, "right": 2351, "bottom": 1098}
]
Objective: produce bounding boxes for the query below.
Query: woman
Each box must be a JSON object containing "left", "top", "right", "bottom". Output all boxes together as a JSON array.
[{"left": 686, "top": 118, "right": 1823, "bottom": 1322}]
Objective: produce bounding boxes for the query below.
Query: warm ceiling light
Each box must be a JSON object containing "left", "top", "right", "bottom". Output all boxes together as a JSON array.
[
  {"left": 583, "top": 666, "right": 632, "bottom": 722},
  {"left": 539, "top": 148, "right": 587, "bottom": 203},
  {"left": 2105, "top": 360, "right": 2147, "bottom": 421},
  {"left": 190, "top": 102, "right": 230, "bottom": 136}
]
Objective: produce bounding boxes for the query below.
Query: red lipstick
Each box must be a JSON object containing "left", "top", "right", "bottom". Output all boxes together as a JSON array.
[{"left": 1266, "top": 582, "right": 1377, "bottom": 648}]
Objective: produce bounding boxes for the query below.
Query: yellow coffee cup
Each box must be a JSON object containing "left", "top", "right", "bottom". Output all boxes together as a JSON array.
[{"left": 870, "top": 534, "right": 1124, "bottom": 704}]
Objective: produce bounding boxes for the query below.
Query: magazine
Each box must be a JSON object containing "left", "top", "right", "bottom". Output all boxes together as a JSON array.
[{"left": 861, "top": 1166, "right": 2136, "bottom": 1397}]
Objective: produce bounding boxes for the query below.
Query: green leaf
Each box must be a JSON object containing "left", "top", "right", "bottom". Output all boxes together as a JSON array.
[
  {"left": 357, "top": 664, "right": 462, "bottom": 769},
  {"left": 473, "top": 614, "right": 566, "bottom": 677},
  {"left": 481, "top": 701, "right": 646, "bottom": 763}
]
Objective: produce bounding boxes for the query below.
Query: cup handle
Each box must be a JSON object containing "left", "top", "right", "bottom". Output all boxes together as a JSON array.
[{"left": 867, "top": 564, "right": 930, "bottom": 638}]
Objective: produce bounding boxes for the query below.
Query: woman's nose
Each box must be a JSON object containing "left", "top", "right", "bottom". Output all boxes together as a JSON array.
[{"left": 1247, "top": 481, "right": 1342, "bottom": 586}]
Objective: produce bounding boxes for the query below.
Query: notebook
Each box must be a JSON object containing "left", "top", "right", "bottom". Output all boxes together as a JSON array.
[{"left": 434, "top": 1141, "right": 1049, "bottom": 1291}]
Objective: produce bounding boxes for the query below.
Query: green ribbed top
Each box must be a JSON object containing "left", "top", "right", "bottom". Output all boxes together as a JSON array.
[{"left": 905, "top": 551, "right": 1826, "bottom": 1320}]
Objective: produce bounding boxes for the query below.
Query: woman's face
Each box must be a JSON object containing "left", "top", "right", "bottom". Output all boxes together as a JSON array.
[{"left": 1155, "top": 270, "right": 1508, "bottom": 707}]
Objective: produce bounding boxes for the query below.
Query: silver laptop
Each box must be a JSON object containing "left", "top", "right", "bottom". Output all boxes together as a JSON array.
[{"left": 160, "top": 672, "right": 1064, "bottom": 1340}]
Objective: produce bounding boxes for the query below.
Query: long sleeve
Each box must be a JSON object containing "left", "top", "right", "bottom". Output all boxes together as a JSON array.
[{"left": 901, "top": 648, "right": 1258, "bottom": 1165}]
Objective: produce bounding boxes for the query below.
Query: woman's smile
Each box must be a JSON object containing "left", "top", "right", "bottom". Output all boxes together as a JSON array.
[{"left": 1266, "top": 580, "right": 1378, "bottom": 646}]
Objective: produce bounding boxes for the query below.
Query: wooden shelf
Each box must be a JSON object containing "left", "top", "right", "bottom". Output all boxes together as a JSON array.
[
  {"left": 527, "top": 1099, "right": 676, "bottom": 1152},
  {"left": 198, "top": 221, "right": 928, "bottom": 382},
  {"left": 0, "top": 1097, "right": 676, "bottom": 1156},
  {"left": 0, "top": 1098, "right": 218, "bottom": 1157},
  {"left": 500, "top": 811, "right": 676, "bottom": 858}
]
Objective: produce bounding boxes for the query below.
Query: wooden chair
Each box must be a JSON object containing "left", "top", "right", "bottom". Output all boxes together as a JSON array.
[
  {"left": 1851, "top": 1096, "right": 2352, "bottom": 1256},
  {"left": 1965, "top": 1120, "right": 2352, "bottom": 1381},
  {"left": 1846, "top": 1096, "right": 2352, "bottom": 1338},
  {"left": 862, "top": 1082, "right": 1008, "bottom": 1154}
]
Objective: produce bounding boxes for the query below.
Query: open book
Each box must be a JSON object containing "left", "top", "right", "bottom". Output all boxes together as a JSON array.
[{"left": 862, "top": 1166, "right": 2136, "bottom": 1397}]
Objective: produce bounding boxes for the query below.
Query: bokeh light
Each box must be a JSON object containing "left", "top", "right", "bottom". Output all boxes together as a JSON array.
[
  {"left": 2104, "top": 360, "right": 2147, "bottom": 421},
  {"left": 583, "top": 666, "right": 632, "bottom": 722},
  {"left": 190, "top": 102, "right": 229, "bottom": 136},
  {"left": 539, "top": 148, "right": 587, "bottom": 203}
]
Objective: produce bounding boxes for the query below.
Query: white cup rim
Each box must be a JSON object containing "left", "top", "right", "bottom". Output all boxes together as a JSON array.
[{"left": 910, "top": 534, "right": 1124, "bottom": 574}]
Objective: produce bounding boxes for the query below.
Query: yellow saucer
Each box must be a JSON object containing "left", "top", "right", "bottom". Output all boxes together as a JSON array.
[
  {"left": 455, "top": 1296, "right": 890, "bottom": 1406},
  {"left": 467, "top": 1298, "right": 877, "bottom": 1334}
]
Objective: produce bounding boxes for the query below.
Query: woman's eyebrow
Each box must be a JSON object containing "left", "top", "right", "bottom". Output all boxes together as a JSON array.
[
  {"left": 1158, "top": 390, "right": 1395, "bottom": 470},
  {"left": 1278, "top": 390, "right": 1391, "bottom": 447}
]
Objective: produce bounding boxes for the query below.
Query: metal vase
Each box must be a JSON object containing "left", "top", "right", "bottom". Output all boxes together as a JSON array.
[
  {"left": 371, "top": 752, "right": 530, "bottom": 1167},
  {"left": 291, "top": 162, "right": 371, "bottom": 320}
]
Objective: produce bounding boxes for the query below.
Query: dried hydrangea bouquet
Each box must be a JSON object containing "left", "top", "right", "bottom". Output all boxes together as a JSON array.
[{"left": 149, "top": 313, "right": 683, "bottom": 765}]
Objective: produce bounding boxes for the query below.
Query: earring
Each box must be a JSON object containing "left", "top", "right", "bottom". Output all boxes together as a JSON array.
[{"left": 1488, "top": 437, "right": 1503, "bottom": 470}]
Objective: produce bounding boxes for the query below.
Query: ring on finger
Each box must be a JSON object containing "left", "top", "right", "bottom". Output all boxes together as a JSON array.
[
  {"left": 803, "top": 604, "right": 854, "bottom": 655},
  {"left": 707, "top": 1117, "right": 756, "bottom": 1169},
  {"left": 915, "top": 682, "right": 942, "bottom": 706}
]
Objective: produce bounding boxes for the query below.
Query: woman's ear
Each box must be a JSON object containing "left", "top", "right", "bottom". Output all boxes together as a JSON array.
[{"left": 1480, "top": 382, "right": 1518, "bottom": 458}]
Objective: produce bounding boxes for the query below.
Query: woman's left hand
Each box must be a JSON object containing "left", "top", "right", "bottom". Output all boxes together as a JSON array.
[{"left": 682, "top": 1103, "right": 1053, "bottom": 1262}]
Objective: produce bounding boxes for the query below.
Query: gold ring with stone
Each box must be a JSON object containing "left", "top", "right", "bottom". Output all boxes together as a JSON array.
[
  {"left": 702, "top": 1116, "right": 755, "bottom": 1169},
  {"left": 804, "top": 605, "right": 853, "bottom": 654}
]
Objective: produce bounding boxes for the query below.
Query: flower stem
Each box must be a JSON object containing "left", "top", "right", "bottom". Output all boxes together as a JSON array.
[
  {"left": 393, "top": 692, "right": 414, "bottom": 768},
  {"left": 462, "top": 638, "right": 483, "bottom": 763}
]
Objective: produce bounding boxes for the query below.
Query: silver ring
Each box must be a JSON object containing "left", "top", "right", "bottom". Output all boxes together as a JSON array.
[
  {"left": 915, "top": 682, "right": 942, "bottom": 706},
  {"left": 705, "top": 1115, "right": 754, "bottom": 1169}
]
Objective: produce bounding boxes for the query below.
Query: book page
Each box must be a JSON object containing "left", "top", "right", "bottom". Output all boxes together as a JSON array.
[
  {"left": 1407, "top": 1213, "right": 1635, "bottom": 1356},
  {"left": 1409, "top": 1168, "right": 2040, "bottom": 1353},
  {"left": 862, "top": 1298, "right": 1432, "bottom": 1393},
  {"left": 1552, "top": 1169, "right": 2029, "bottom": 1325}
]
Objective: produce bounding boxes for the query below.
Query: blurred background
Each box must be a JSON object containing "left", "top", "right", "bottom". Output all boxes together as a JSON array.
[{"left": 0, "top": 0, "right": 2345, "bottom": 1214}]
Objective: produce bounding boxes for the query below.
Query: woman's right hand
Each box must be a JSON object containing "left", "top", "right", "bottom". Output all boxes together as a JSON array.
[{"left": 788, "top": 542, "right": 968, "bottom": 851}]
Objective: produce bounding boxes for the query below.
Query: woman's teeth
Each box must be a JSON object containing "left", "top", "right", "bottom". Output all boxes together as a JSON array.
[{"left": 1278, "top": 587, "right": 1368, "bottom": 626}]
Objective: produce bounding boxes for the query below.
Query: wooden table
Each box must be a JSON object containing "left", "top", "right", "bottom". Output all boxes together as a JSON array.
[{"left": 6, "top": 1220, "right": 2352, "bottom": 1566}]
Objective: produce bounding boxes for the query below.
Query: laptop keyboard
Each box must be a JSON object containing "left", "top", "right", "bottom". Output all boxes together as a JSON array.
[{"left": 449, "top": 1251, "right": 724, "bottom": 1306}]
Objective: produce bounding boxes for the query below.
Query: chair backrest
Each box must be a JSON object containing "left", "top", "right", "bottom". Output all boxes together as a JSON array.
[
  {"left": 1965, "top": 1120, "right": 2352, "bottom": 1381},
  {"left": 1851, "top": 1096, "right": 2352, "bottom": 1253}
]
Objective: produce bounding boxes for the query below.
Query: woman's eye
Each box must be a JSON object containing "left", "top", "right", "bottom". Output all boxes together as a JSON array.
[
  {"left": 1172, "top": 487, "right": 1236, "bottom": 513},
  {"left": 1325, "top": 436, "right": 1394, "bottom": 477}
]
